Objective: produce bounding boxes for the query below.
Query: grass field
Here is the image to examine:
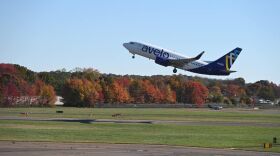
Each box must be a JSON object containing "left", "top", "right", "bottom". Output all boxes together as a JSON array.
[{"left": 0, "top": 107, "right": 280, "bottom": 152}]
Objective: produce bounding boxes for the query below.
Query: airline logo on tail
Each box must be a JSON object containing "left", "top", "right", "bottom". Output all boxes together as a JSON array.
[{"left": 225, "top": 49, "right": 241, "bottom": 71}]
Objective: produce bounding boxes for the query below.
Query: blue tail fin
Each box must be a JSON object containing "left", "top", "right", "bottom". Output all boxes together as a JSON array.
[{"left": 209, "top": 47, "right": 242, "bottom": 71}]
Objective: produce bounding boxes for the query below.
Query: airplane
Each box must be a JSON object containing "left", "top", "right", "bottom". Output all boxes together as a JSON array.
[{"left": 123, "top": 41, "right": 242, "bottom": 76}]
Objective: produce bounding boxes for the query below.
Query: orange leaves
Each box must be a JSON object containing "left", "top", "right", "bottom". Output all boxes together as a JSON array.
[
  {"left": 62, "top": 76, "right": 179, "bottom": 106},
  {"left": 183, "top": 81, "right": 209, "bottom": 107},
  {"left": 112, "top": 81, "right": 130, "bottom": 103},
  {"left": 62, "top": 78, "right": 103, "bottom": 107},
  {"left": 63, "top": 77, "right": 132, "bottom": 106},
  {"left": 142, "top": 80, "right": 161, "bottom": 103},
  {"left": 27, "top": 80, "right": 57, "bottom": 106},
  {"left": 163, "top": 85, "right": 176, "bottom": 104},
  {"left": 39, "top": 84, "right": 57, "bottom": 106},
  {"left": 131, "top": 79, "right": 176, "bottom": 104}
]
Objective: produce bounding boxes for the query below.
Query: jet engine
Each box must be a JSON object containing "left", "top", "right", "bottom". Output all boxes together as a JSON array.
[{"left": 155, "top": 57, "right": 170, "bottom": 67}]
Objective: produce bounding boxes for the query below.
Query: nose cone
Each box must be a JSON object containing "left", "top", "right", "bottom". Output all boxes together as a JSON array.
[{"left": 123, "top": 43, "right": 129, "bottom": 49}]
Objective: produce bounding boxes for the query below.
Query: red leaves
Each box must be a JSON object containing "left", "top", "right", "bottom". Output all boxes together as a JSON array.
[
  {"left": 0, "top": 64, "right": 17, "bottom": 75},
  {"left": 116, "top": 77, "right": 131, "bottom": 88},
  {"left": 0, "top": 64, "right": 210, "bottom": 107},
  {"left": 2, "top": 82, "right": 20, "bottom": 97},
  {"left": 184, "top": 81, "right": 209, "bottom": 107},
  {"left": 0, "top": 64, "right": 57, "bottom": 107},
  {"left": 223, "top": 84, "right": 246, "bottom": 99}
]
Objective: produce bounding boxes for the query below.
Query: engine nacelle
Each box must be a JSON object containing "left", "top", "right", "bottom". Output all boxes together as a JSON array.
[{"left": 155, "top": 57, "right": 170, "bottom": 67}]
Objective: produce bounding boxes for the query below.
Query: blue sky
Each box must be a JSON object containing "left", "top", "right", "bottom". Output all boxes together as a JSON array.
[{"left": 0, "top": 0, "right": 280, "bottom": 84}]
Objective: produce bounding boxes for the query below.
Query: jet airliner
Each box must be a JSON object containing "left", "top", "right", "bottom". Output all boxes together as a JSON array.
[{"left": 123, "top": 41, "right": 242, "bottom": 76}]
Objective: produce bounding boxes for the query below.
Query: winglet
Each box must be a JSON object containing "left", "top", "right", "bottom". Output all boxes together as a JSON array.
[{"left": 194, "top": 51, "right": 205, "bottom": 60}]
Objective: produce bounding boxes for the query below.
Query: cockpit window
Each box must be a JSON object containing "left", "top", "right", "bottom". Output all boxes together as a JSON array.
[{"left": 129, "top": 42, "right": 135, "bottom": 44}]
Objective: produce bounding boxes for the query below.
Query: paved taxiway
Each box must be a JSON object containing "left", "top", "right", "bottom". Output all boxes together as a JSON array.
[
  {"left": 0, "top": 141, "right": 279, "bottom": 156},
  {"left": 0, "top": 116, "right": 279, "bottom": 127}
]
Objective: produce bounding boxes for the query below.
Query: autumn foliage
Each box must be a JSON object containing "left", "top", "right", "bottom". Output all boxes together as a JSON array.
[
  {"left": 183, "top": 81, "right": 209, "bottom": 107},
  {"left": 0, "top": 64, "right": 56, "bottom": 107},
  {"left": 62, "top": 78, "right": 103, "bottom": 107},
  {"left": 1, "top": 64, "right": 280, "bottom": 107}
]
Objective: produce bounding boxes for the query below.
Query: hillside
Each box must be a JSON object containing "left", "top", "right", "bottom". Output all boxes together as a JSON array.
[{"left": 0, "top": 64, "right": 279, "bottom": 107}]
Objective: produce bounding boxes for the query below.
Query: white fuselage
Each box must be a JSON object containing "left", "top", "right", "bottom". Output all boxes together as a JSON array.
[{"left": 123, "top": 42, "right": 208, "bottom": 71}]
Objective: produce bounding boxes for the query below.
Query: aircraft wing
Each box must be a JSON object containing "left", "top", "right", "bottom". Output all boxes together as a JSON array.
[{"left": 169, "top": 51, "right": 205, "bottom": 67}]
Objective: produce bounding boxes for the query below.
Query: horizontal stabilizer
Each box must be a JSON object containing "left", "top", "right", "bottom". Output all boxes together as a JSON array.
[{"left": 204, "top": 61, "right": 213, "bottom": 63}]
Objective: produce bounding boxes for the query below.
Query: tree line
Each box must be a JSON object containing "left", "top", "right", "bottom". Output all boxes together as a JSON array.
[
  {"left": 0, "top": 64, "right": 56, "bottom": 107},
  {"left": 1, "top": 64, "right": 279, "bottom": 107}
]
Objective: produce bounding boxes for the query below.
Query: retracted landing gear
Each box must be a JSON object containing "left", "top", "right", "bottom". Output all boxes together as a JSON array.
[
  {"left": 173, "top": 68, "right": 177, "bottom": 73},
  {"left": 132, "top": 54, "right": 135, "bottom": 59}
]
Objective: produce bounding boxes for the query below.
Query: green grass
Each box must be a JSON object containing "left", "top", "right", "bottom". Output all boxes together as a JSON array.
[
  {"left": 0, "top": 107, "right": 280, "bottom": 152},
  {"left": 1, "top": 107, "right": 280, "bottom": 123}
]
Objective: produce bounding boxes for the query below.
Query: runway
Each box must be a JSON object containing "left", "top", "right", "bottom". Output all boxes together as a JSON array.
[
  {"left": 0, "top": 116, "right": 279, "bottom": 127},
  {"left": 0, "top": 141, "right": 279, "bottom": 156}
]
